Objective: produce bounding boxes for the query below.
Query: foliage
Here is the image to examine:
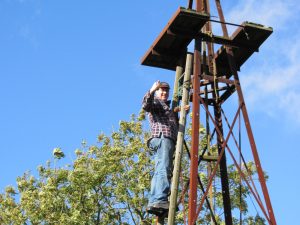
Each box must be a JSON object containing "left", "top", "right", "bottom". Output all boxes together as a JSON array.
[{"left": 0, "top": 111, "right": 266, "bottom": 225}]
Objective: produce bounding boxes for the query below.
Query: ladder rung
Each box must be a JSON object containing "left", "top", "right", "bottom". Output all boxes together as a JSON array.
[{"left": 200, "top": 155, "right": 219, "bottom": 161}]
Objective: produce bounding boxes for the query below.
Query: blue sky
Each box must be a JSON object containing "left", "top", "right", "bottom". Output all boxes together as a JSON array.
[{"left": 0, "top": 0, "right": 299, "bottom": 224}]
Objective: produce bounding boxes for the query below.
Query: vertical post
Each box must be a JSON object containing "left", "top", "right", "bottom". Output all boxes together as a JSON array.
[
  {"left": 188, "top": 1, "right": 203, "bottom": 224},
  {"left": 213, "top": 100, "right": 233, "bottom": 225},
  {"left": 172, "top": 63, "right": 184, "bottom": 111},
  {"left": 187, "top": 0, "right": 194, "bottom": 9},
  {"left": 168, "top": 53, "right": 193, "bottom": 225},
  {"left": 188, "top": 1, "right": 202, "bottom": 221},
  {"left": 201, "top": 1, "right": 216, "bottom": 221}
]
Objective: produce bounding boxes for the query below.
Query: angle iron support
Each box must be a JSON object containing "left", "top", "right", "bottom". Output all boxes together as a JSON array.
[
  {"left": 188, "top": 3, "right": 203, "bottom": 224},
  {"left": 215, "top": 0, "right": 277, "bottom": 224},
  {"left": 212, "top": 82, "right": 233, "bottom": 225},
  {"left": 226, "top": 48, "right": 276, "bottom": 225},
  {"left": 193, "top": 97, "right": 241, "bottom": 224},
  {"left": 188, "top": 37, "right": 202, "bottom": 225}
]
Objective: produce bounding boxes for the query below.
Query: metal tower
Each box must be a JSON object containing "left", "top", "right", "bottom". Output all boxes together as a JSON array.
[{"left": 141, "top": 1, "right": 276, "bottom": 224}]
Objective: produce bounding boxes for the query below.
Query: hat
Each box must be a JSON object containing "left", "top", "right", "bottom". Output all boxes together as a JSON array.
[{"left": 159, "top": 82, "right": 170, "bottom": 89}]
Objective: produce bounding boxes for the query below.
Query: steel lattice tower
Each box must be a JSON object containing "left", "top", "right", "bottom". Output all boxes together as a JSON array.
[{"left": 141, "top": 1, "right": 277, "bottom": 224}]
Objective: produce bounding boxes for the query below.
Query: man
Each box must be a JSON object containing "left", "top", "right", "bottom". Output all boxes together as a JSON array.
[{"left": 142, "top": 80, "right": 189, "bottom": 215}]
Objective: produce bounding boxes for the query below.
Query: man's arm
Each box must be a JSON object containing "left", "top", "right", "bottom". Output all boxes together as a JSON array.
[
  {"left": 142, "top": 81, "right": 160, "bottom": 112},
  {"left": 173, "top": 105, "right": 190, "bottom": 113},
  {"left": 142, "top": 91, "right": 155, "bottom": 112}
]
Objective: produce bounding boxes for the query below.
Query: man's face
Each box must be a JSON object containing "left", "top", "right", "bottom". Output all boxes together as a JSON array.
[{"left": 156, "top": 87, "right": 169, "bottom": 101}]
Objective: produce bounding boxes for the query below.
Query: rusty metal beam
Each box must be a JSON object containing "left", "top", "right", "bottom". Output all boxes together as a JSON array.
[
  {"left": 219, "top": 85, "right": 236, "bottom": 104},
  {"left": 199, "top": 85, "right": 231, "bottom": 95},
  {"left": 193, "top": 100, "right": 272, "bottom": 223},
  {"left": 215, "top": 0, "right": 277, "bottom": 224},
  {"left": 184, "top": 140, "right": 219, "bottom": 224},
  {"left": 221, "top": 108, "right": 263, "bottom": 206},
  {"left": 139, "top": 1, "right": 276, "bottom": 224},
  {"left": 188, "top": 1, "right": 203, "bottom": 223},
  {"left": 193, "top": 98, "right": 241, "bottom": 224},
  {"left": 202, "top": 74, "right": 235, "bottom": 85},
  {"left": 198, "top": 101, "right": 270, "bottom": 222},
  {"left": 188, "top": 38, "right": 201, "bottom": 225},
  {"left": 227, "top": 47, "right": 277, "bottom": 225},
  {"left": 213, "top": 94, "right": 233, "bottom": 225}
]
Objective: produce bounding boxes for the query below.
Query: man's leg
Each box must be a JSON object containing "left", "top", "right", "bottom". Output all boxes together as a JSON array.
[{"left": 148, "top": 137, "right": 174, "bottom": 211}]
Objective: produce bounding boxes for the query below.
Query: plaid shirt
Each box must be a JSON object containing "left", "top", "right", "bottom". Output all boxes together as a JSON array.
[{"left": 142, "top": 91, "right": 178, "bottom": 142}]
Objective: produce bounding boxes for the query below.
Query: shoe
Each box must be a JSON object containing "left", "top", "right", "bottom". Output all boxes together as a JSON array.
[
  {"left": 146, "top": 206, "right": 168, "bottom": 216},
  {"left": 152, "top": 202, "right": 169, "bottom": 209}
]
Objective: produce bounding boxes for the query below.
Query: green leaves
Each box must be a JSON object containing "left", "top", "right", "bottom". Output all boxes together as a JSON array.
[
  {"left": 0, "top": 114, "right": 152, "bottom": 224},
  {"left": 53, "top": 147, "right": 65, "bottom": 159},
  {"left": 0, "top": 112, "right": 266, "bottom": 224}
]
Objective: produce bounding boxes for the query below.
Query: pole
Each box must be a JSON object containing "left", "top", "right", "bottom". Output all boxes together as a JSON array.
[
  {"left": 188, "top": 33, "right": 201, "bottom": 225},
  {"left": 172, "top": 62, "right": 184, "bottom": 111},
  {"left": 168, "top": 53, "right": 193, "bottom": 225},
  {"left": 213, "top": 100, "right": 233, "bottom": 225},
  {"left": 188, "top": 2, "right": 202, "bottom": 224}
]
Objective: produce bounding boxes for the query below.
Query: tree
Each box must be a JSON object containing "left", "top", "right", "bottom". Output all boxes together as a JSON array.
[{"left": 0, "top": 111, "right": 266, "bottom": 224}]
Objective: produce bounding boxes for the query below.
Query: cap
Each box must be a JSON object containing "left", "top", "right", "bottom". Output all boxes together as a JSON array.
[{"left": 159, "top": 82, "right": 170, "bottom": 89}]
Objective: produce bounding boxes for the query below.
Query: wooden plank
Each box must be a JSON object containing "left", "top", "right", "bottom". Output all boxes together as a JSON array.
[
  {"left": 215, "top": 22, "right": 273, "bottom": 77},
  {"left": 141, "top": 7, "right": 209, "bottom": 70}
]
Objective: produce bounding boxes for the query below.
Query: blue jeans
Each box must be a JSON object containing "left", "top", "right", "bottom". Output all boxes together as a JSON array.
[{"left": 148, "top": 136, "right": 175, "bottom": 206}]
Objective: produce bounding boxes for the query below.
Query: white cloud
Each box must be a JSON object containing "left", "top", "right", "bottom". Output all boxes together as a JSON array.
[
  {"left": 19, "top": 25, "right": 39, "bottom": 48},
  {"left": 227, "top": 0, "right": 298, "bottom": 29},
  {"left": 227, "top": 0, "right": 300, "bottom": 124},
  {"left": 279, "top": 92, "right": 300, "bottom": 123},
  {"left": 240, "top": 37, "right": 300, "bottom": 122}
]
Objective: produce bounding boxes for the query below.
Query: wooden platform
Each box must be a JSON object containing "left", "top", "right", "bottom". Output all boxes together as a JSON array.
[
  {"left": 141, "top": 7, "right": 209, "bottom": 70},
  {"left": 141, "top": 8, "right": 272, "bottom": 73},
  {"left": 215, "top": 22, "right": 273, "bottom": 77}
]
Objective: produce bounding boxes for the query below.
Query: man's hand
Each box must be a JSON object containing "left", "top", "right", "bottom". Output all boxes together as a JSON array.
[
  {"left": 174, "top": 105, "right": 190, "bottom": 113},
  {"left": 183, "top": 105, "right": 190, "bottom": 111},
  {"left": 150, "top": 80, "right": 160, "bottom": 94}
]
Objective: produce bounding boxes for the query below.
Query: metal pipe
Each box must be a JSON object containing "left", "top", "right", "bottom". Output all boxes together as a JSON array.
[
  {"left": 209, "top": 19, "right": 245, "bottom": 28},
  {"left": 239, "top": 111, "right": 243, "bottom": 225},
  {"left": 188, "top": 0, "right": 193, "bottom": 9},
  {"left": 188, "top": 2, "right": 202, "bottom": 222},
  {"left": 213, "top": 99, "right": 233, "bottom": 225},
  {"left": 188, "top": 37, "right": 201, "bottom": 225}
]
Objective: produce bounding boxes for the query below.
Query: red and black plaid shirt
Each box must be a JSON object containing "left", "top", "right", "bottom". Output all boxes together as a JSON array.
[{"left": 142, "top": 91, "right": 178, "bottom": 142}]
